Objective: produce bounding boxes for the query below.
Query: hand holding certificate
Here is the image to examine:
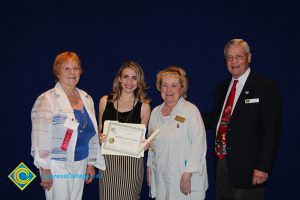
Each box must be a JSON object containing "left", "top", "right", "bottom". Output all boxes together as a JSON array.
[{"left": 101, "top": 120, "right": 146, "bottom": 158}]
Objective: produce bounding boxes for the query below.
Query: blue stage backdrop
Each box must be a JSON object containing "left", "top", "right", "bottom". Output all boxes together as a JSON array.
[{"left": 1, "top": 1, "right": 299, "bottom": 199}]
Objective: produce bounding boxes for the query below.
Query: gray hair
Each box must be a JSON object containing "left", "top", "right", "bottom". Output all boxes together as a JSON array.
[{"left": 224, "top": 39, "right": 251, "bottom": 57}]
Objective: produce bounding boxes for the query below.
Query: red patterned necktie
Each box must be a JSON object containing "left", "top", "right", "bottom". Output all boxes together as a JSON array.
[{"left": 215, "top": 80, "right": 238, "bottom": 160}]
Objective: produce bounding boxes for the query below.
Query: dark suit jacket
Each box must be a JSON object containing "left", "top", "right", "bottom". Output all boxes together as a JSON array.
[{"left": 203, "top": 71, "right": 282, "bottom": 188}]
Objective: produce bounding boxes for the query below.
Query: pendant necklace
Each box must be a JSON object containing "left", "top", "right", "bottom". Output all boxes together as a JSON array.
[{"left": 79, "top": 107, "right": 88, "bottom": 133}]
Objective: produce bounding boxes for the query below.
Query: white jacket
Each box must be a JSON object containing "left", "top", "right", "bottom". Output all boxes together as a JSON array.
[
  {"left": 31, "top": 82, "right": 105, "bottom": 170},
  {"left": 147, "top": 97, "right": 208, "bottom": 200}
]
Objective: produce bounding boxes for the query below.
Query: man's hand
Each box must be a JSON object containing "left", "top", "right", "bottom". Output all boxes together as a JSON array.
[{"left": 252, "top": 169, "right": 268, "bottom": 185}]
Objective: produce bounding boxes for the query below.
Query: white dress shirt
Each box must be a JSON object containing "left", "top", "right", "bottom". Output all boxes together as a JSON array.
[{"left": 216, "top": 68, "right": 251, "bottom": 134}]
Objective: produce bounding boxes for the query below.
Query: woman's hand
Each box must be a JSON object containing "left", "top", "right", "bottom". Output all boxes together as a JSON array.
[
  {"left": 146, "top": 166, "right": 151, "bottom": 186},
  {"left": 85, "top": 165, "right": 95, "bottom": 184},
  {"left": 141, "top": 139, "right": 151, "bottom": 151},
  {"left": 99, "top": 133, "right": 107, "bottom": 143},
  {"left": 40, "top": 168, "right": 53, "bottom": 191},
  {"left": 180, "top": 172, "right": 191, "bottom": 195}
]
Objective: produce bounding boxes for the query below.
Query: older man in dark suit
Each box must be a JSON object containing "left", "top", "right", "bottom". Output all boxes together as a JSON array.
[{"left": 203, "top": 39, "right": 282, "bottom": 200}]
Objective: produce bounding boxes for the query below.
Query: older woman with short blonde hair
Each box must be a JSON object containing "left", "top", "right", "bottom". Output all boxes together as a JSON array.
[
  {"left": 156, "top": 66, "right": 189, "bottom": 98},
  {"left": 147, "top": 66, "right": 208, "bottom": 200}
]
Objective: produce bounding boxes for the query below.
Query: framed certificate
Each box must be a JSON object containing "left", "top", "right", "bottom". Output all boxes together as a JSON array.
[{"left": 101, "top": 121, "right": 146, "bottom": 158}]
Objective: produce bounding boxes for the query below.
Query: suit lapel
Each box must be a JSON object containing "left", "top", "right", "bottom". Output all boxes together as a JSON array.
[
  {"left": 78, "top": 89, "right": 98, "bottom": 133},
  {"left": 54, "top": 82, "right": 74, "bottom": 113}
]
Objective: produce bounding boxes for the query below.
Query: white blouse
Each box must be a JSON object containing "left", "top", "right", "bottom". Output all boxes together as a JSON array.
[{"left": 147, "top": 97, "right": 208, "bottom": 200}]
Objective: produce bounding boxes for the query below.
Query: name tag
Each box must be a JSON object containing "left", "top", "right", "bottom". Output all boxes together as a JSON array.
[
  {"left": 61, "top": 129, "right": 73, "bottom": 151},
  {"left": 175, "top": 115, "right": 185, "bottom": 123},
  {"left": 245, "top": 98, "right": 259, "bottom": 104}
]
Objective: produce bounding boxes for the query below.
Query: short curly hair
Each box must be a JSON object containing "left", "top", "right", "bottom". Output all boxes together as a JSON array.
[
  {"left": 156, "top": 66, "right": 188, "bottom": 98},
  {"left": 53, "top": 51, "right": 82, "bottom": 82}
]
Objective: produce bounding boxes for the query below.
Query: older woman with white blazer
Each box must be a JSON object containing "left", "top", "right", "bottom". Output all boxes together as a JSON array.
[{"left": 31, "top": 52, "right": 105, "bottom": 200}]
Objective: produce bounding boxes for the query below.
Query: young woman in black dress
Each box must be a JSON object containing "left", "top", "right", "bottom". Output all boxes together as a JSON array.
[{"left": 98, "top": 61, "right": 151, "bottom": 200}]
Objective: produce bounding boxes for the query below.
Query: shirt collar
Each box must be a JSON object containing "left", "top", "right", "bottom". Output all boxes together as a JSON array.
[
  {"left": 173, "top": 96, "right": 185, "bottom": 113},
  {"left": 231, "top": 67, "right": 251, "bottom": 85},
  {"left": 54, "top": 82, "right": 88, "bottom": 99},
  {"left": 158, "top": 96, "right": 186, "bottom": 117},
  {"left": 54, "top": 82, "right": 66, "bottom": 96}
]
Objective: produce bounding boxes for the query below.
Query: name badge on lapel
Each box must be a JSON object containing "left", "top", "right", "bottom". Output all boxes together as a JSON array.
[
  {"left": 245, "top": 98, "right": 259, "bottom": 104},
  {"left": 175, "top": 115, "right": 185, "bottom": 123},
  {"left": 175, "top": 115, "right": 185, "bottom": 128}
]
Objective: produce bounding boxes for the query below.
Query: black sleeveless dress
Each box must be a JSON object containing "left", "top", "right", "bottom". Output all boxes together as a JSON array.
[{"left": 99, "top": 96, "right": 144, "bottom": 200}]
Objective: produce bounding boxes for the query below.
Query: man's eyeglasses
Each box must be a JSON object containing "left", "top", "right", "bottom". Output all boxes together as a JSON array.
[{"left": 226, "top": 54, "right": 246, "bottom": 62}]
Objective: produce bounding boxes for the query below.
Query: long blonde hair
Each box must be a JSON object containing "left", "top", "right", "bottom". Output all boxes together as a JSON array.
[{"left": 110, "top": 61, "right": 149, "bottom": 103}]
